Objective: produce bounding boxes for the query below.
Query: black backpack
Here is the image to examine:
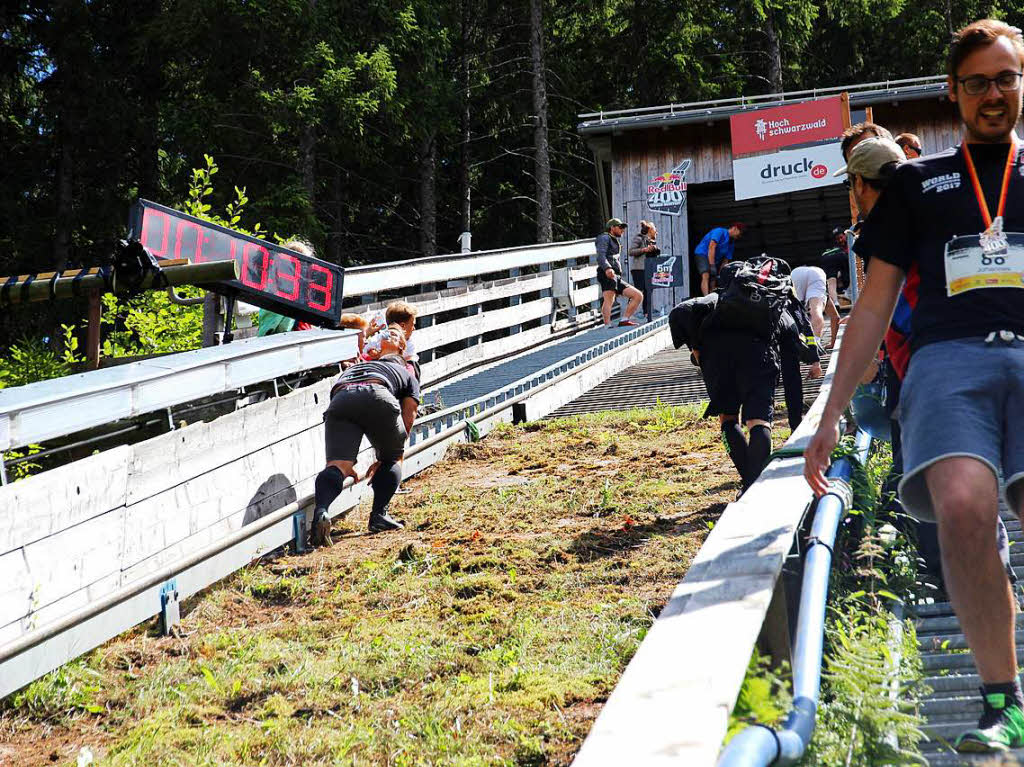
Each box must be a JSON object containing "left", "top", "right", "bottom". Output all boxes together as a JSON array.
[{"left": 711, "top": 256, "right": 792, "bottom": 340}]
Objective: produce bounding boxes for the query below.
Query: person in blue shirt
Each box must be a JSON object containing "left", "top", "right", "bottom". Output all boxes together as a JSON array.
[{"left": 694, "top": 222, "right": 746, "bottom": 295}]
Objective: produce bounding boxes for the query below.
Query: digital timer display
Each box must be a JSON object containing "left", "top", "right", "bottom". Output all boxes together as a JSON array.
[{"left": 129, "top": 199, "right": 344, "bottom": 326}]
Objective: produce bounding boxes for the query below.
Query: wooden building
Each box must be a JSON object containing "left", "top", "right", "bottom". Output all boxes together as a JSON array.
[{"left": 578, "top": 75, "right": 963, "bottom": 312}]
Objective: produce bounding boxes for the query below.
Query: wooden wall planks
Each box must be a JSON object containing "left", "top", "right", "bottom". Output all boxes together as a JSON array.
[{"left": 607, "top": 100, "right": 972, "bottom": 311}]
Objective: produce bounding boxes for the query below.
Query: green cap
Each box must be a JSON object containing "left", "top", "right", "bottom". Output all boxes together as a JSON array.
[{"left": 606, "top": 218, "right": 627, "bottom": 229}]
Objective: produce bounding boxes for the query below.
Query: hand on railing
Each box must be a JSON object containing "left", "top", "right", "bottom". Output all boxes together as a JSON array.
[{"left": 804, "top": 417, "right": 841, "bottom": 497}]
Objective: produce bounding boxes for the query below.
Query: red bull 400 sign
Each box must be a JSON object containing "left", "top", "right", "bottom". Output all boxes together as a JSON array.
[{"left": 646, "top": 159, "right": 691, "bottom": 216}]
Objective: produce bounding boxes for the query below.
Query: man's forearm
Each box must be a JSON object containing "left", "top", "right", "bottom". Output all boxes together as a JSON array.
[{"left": 707, "top": 241, "right": 717, "bottom": 266}]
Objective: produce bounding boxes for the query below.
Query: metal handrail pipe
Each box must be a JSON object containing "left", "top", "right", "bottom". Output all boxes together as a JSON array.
[
  {"left": 717, "top": 429, "right": 872, "bottom": 767},
  {"left": 0, "top": 321, "right": 667, "bottom": 668}
]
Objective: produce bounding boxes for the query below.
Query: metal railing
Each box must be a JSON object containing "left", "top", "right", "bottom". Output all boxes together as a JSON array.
[
  {"left": 577, "top": 75, "right": 946, "bottom": 122},
  {"left": 717, "top": 430, "right": 873, "bottom": 767}
]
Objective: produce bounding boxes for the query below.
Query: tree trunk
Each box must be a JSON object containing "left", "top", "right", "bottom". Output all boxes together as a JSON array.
[
  {"left": 459, "top": 0, "right": 472, "bottom": 234},
  {"left": 419, "top": 131, "right": 437, "bottom": 258},
  {"left": 764, "top": 4, "right": 783, "bottom": 93},
  {"left": 300, "top": 123, "right": 316, "bottom": 211},
  {"left": 328, "top": 165, "right": 345, "bottom": 264},
  {"left": 137, "top": 2, "right": 162, "bottom": 202},
  {"left": 530, "top": 0, "right": 552, "bottom": 243},
  {"left": 54, "top": 128, "right": 73, "bottom": 271}
]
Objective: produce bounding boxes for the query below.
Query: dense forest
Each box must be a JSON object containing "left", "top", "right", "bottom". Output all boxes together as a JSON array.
[{"left": 2, "top": 0, "right": 1020, "bottom": 282}]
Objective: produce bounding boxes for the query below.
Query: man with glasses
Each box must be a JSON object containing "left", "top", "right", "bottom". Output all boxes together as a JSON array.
[{"left": 805, "top": 19, "right": 1024, "bottom": 752}]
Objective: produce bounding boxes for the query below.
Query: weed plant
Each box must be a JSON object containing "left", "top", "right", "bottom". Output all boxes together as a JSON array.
[{"left": 728, "top": 440, "right": 930, "bottom": 765}]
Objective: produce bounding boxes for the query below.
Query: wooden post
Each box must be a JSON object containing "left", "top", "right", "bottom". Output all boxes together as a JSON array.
[
  {"left": 85, "top": 289, "right": 102, "bottom": 370},
  {"left": 840, "top": 91, "right": 866, "bottom": 299}
]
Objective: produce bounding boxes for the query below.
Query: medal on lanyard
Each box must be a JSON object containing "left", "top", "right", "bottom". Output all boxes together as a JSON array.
[
  {"left": 962, "top": 138, "right": 1017, "bottom": 256},
  {"left": 944, "top": 137, "right": 1024, "bottom": 296}
]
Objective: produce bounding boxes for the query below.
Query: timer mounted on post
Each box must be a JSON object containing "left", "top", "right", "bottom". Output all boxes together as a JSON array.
[{"left": 129, "top": 199, "right": 344, "bottom": 328}]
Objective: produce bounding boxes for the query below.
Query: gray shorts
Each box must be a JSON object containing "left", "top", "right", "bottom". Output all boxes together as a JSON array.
[
  {"left": 694, "top": 252, "right": 713, "bottom": 275},
  {"left": 324, "top": 384, "right": 408, "bottom": 462},
  {"left": 898, "top": 336, "right": 1024, "bottom": 521}
]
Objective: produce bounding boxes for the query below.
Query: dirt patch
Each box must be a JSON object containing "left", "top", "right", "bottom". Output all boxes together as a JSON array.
[{"left": 0, "top": 404, "right": 787, "bottom": 766}]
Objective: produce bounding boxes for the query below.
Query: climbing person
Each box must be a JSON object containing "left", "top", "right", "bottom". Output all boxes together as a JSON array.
[
  {"left": 312, "top": 325, "right": 421, "bottom": 543},
  {"left": 805, "top": 20, "right": 1024, "bottom": 752},
  {"left": 693, "top": 222, "right": 745, "bottom": 296},
  {"left": 791, "top": 264, "right": 840, "bottom": 357},
  {"left": 595, "top": 218, "right": 644, "bottom": 327},
  {"left": 670, "top": 257, "right": 813, "bottom": 490}
]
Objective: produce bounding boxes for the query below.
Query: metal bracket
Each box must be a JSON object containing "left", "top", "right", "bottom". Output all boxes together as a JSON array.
[
  {"left": 292, "top": 511, "right": 308, "bottom": 555},
  {"left": 159, "top": 579, "right": 180, "bottom": 635}
]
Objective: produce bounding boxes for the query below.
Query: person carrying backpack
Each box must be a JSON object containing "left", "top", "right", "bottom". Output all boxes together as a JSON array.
[{"left": 670, "top": 257, "right": 810, "bottom": 491}]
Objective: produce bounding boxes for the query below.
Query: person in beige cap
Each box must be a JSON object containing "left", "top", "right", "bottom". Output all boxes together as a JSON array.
[{"left": 833, "top": 135, "right": 905, "bottom": 213}]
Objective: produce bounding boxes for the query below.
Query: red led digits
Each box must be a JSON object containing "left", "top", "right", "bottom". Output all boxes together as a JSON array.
[
  {"left": 174, "top": 219, "right": 204, "bottom": 263},
  {"left": 141, "top": 209, "right": 171, "bottom": 258},
  {"left": 132, "top": 201, "right": 342, "bottom": 324},
  {"left": 241, "top": 242, "right": 270, "bottom": 291},
  {"left": 308, "top": 264, "right": 333, "bottom": 311},
  {"left": 275, "top": 253, "right": 302, "bottom": 301}
]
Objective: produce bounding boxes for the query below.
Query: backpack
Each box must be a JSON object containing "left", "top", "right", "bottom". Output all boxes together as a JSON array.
[{"left": 711, "top": 256, "right": 792, "bottom": 340}]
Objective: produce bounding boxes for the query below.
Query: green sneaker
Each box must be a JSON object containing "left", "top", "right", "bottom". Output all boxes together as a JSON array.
[{"left": 954, "top": 692, "right": 1024, "bottom": 753}]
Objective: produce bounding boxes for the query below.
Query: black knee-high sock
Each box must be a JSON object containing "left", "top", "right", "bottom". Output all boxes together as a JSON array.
[
  {"left": 745, "top": 425, "right": 772, "bottom": 488},
  {"left": 314, "top": 466, "right": 345, "bottom": 512},
  {"left": 721, "top": 421, "right": 748, "bottom": 482},
  {"left": 370, "top": 461, "right": 403, "bottom": 515}
]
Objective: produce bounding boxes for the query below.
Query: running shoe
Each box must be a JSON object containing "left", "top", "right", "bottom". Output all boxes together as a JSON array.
[
  {"left": 368, "top": 509, "right": 404, "bottom": 533},
  {"left": 311, "top": 508, "right": 333, "bottom": 548},
  {"left": 618, "top": 319, "right": 639, "bottom": 327},
  {"left": 954, "top": 692, "right": 1024, "bottom": 752}
]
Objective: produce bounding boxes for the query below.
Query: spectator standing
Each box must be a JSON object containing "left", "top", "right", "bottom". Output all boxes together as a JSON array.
[
  {"left": 693, "top": 223, "right": 745, "bottom": 295},
  {"left": 895, "top": 132, "right": 924, "bottom": 159},
  {"left": 805, "top": 20, "right": 1024, "bottom": 752},
  {"left": 595, "top": 218, "right": 644, "bottom": 327},
  {"left": 628, "top": 220, "right": 659, "bottom": 320}
]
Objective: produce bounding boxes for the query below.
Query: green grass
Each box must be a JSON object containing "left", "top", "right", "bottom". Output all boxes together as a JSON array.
[{"left": 1, "top": 404, "right": 752, "bottom": 766}]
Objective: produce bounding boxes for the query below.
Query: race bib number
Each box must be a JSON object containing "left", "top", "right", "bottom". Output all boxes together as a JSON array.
[{"left": 944, "top": 231, "right": 1024, "bottom": 296}]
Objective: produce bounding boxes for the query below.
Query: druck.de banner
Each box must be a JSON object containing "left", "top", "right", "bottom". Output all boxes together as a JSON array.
[
  {"left": 732, "top": 142, "right": 845, "bottom": 201},
  {"left": 730, "top": 95, "right": 845, "bottom": 200},
  {"left": 730, "top": 96, "right": 845, "bottom": 155}
]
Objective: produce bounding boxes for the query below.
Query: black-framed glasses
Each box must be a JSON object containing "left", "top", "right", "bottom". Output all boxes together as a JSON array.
[
  {"left": 958, "top": 71, "right": 1024, "bottom": 96},
  {"left": 842, "top": 176, "right": 852, "bottom": 189}
]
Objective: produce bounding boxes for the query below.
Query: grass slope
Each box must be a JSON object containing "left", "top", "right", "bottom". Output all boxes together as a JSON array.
[{"left": 1, "top": 404, "right": 763, "bottom": 766}]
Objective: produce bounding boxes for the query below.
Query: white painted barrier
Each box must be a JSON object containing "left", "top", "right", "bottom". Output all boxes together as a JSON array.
[{"left": 0, "top": 230, "right": 680, "bottom": 697}]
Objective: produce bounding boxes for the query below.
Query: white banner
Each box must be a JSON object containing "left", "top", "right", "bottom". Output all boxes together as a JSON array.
[{"left": 732, "top": 141, "right": 845, "bottom": 201}]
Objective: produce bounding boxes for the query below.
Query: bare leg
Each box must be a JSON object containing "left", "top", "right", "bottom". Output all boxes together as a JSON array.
[
  {"left": 326, "top": 459, "right": 359, "bottom": 482},
  {"left": 701, "top": 272, "right": 711, "bottom": 296},
  {"left": 601, "top": 290, "right": 615, "bottom": 325},
  {"left": 928, "top": 457, "right": 1016, "bottom": 683},
  {"left": 622, "top": 285, "right": 642, "bottom": 320},
  {"left": 807, "top": 296, "right": 826, "bottom": 340}
]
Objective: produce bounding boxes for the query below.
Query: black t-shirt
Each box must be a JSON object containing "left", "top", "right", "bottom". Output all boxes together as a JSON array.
[
  {"left": 819, "top": 247, "right": 849, "bottom": 285},
  {"left": 333, "top": 355, "right": 421, "bottom": 402},
  {"left": 854, "top": 142, "right": 1024, "bottom": 352}
]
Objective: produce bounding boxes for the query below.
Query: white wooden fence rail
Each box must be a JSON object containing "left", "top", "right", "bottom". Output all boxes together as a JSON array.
[{"left": 0, "top": 237, "right": 683, "bottom": 699}]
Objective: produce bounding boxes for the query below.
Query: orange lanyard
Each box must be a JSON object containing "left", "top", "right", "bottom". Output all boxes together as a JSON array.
[{"left": 961, "top": 138, "right": 1019, "bottom": 230}]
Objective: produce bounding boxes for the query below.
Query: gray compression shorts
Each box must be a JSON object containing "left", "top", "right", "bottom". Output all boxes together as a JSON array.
[{"left": 324, "top": 384, "right": 408, "bottom": 462}]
